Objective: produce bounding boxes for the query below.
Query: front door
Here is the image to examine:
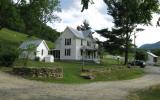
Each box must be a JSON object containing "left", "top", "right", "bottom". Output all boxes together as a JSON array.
[{"left": 52, "top": 50, "right": 60, "bottom": 60}]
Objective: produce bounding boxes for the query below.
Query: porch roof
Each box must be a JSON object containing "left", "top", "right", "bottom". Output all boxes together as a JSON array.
[{"left": 81, "top": 46, "right": 97, "bottom": 51}]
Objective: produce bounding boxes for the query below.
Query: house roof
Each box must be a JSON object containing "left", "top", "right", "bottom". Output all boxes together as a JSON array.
[
  {"left": 67, "top": 27, "right": 94, "bottom": 40},
  {"left": 19, "top": 39, "right": 49, "bottom": 50},
  {"left": 147, "top": 52, "right": 158, "bottom": 57}
]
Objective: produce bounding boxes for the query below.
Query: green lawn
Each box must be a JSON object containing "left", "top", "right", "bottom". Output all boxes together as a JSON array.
[
  {"left": 0, "top": 28, "right": 54, "bottom": 48},
  {"left": 12, "top": 58, "right": 144, "bottom": 84},
  {"left": 128, "top": 85, "right": 160, "bottom": 100}
]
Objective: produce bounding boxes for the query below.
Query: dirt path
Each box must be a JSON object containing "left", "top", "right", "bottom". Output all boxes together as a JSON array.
[{"left": 0, "top": 66, "right": 160, "bottom": 100}]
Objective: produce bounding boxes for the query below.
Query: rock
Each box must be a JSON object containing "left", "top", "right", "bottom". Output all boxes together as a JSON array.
[{"left": 80, "top": 73, "right": 96, "bottom": 80}]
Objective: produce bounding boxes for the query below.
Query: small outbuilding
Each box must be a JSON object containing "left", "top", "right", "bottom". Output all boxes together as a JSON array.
[
  {"left": 19, "top": 39, "right": 49, "bottom": 61},
  {"left": 45, "top": 55, "right": 54, "bottom": 63},
  {"left": 146, "top": 51, "right": 158, "bottom": 65}
]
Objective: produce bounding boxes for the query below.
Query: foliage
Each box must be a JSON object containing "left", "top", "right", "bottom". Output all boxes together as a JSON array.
[
  {"left": 19, "top": 44, "right": 37, "bottom": 67},
  {"left": 103, "top": 0, "right": 159, "bottom": 64},
  {"left": 0, "top": 46, "right": 18, "bottom": 67},
  {"left": 77, "top": 20, "right": 91, "bottom": 31},
  {"left": 0, "top": 0, "right": 25, "bottom": 31},
  {"left": 97, "top": 28, "right": 127, "bottom": 55},
  {"left": 135, "top": 49, "right": 147, "bottom": 61},
  {"left": 151, "top": 49, "right": 160, "bottom": 56},
  {"left": 35, "top": 57, "right": 40, "bottom": 61},
  {"left": 0, "top": 0, "right": 60, "bottom": 42},
  {"left": 81, "top": 0, "right": 94, "bottom": 12}
]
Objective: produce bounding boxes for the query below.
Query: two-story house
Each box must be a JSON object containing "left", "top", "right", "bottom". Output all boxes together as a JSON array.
[{"left": 52, "top": 27, "right": 99, "bottom": 61}]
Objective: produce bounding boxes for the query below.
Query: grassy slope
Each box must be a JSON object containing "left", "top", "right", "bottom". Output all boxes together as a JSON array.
[
  {"left": 0, "top": 28, "right": 54, "bottom": 48},
  {"left": 128, "top": 85, "right": 160, "bottom": 100}
]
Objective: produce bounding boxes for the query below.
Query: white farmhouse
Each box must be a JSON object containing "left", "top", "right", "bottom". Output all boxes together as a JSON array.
[
  {"left": 19, "top": 39, "right": 49, "bottom": 61},
  {"left": 146, "top": 51, "right": 158, "bottom": 65},
  {"left": 52, "top": 27, "right": 99, "bottom": 61}
]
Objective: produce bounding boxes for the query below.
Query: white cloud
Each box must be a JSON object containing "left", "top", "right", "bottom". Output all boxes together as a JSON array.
[
  {"left": 49, "top": 0, "right": 113, "bottom": 31},
  {"left": 48, "top": 0, "right": 160, "bottom": 47},
  {"left": 132, "top": 14, "right": 160, "bottom": 47}
]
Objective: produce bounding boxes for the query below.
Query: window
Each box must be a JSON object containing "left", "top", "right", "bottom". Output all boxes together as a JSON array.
[
  {"left": 87, "top": 41, "right": 91, "bottom": 46},
  {"left": 81, "top": 40, "right": 83, "bottom": 46},
  {"left": 65, "top": 38, "right": 71, "bottom": 45},
  {"left": 41, "top": 49, "right": 43, "bottom": 56},
  {"left": 65, "top": 49, "right": 71, "bottom": 56},
  {"left": 81, "top": 49, "right": 83, "bottom": 56}
]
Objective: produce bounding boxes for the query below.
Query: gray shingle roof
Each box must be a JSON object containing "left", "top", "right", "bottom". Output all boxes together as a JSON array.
[
  {"left": 67, "top": 27, "right": 92, "bottom": 39},
  {"left": 19, "top": 39, "right": 43, "bottom": 49},
  {"left": 147, "top": 52, "right": 158, "bottom": 57}
]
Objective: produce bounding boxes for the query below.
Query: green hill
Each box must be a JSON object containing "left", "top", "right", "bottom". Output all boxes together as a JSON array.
[
  {"left": 0, "top": 28, "right": 54, "bottom": 48},
  {"left": 140, "top": 41, "right": 160, "bottom": 49}
]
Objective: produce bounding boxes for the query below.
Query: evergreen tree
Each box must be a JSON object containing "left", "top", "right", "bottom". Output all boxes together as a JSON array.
[{"left": 104, "top": 0, "right": 159, "bottom": 64}]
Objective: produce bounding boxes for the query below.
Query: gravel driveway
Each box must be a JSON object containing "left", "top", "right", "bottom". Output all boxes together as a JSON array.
[{"left": 0, "top": 66, "right": 160, "bottom": 100}]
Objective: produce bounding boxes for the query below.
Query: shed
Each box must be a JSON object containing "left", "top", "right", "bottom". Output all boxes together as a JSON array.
[
  {"left": 19, "top": 39, "right": 49, "bottom": 61},
  {"left": 146, "top": 51, "right": 158, "bottom": 65}
]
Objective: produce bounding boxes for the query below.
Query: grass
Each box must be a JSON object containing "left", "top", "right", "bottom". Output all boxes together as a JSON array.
[
  {"left": 128, "top": 85, "right": 160, "bottom": 100},
  {"left": 12, "top": 58, "right": 144, "bottom": 84},
  {"left": 0, "top": 28, "right": 54, "bottom": 48}
]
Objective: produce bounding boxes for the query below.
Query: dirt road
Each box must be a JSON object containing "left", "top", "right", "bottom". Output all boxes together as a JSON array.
[{"left": 0, "top": 66, "right": 160, "bottom": 100}]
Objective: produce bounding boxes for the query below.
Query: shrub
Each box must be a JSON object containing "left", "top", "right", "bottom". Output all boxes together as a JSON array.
[
  {"left": 35, "top": 57, "right": 40, "bottom": 61},
  {"left": 135, "top": 50, "right": 147, "bottom": 61},
  {"left": 0, "top": 46, "right": 18, "bottom": 67}
]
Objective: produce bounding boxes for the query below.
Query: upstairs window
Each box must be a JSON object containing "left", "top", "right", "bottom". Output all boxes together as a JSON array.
[
  {"left": 65, "top": 38, "right": 71, "bottom": 45},
  {"left": 87, "top": 41, "right": 91, "bottom": 46}
]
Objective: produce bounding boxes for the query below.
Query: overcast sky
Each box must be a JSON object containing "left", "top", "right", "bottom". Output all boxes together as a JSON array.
[{"left": 49, "top": 0, "right": 160, "bottom": 47}]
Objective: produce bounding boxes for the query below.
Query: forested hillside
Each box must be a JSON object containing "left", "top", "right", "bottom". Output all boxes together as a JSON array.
[{"left": 0, "top": 0, "right": 60, "bottom": 42}]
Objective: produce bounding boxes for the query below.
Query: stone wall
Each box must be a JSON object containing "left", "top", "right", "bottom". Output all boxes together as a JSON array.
[{"left": 13, "top": 67, "right": 63, "bottom": 78}]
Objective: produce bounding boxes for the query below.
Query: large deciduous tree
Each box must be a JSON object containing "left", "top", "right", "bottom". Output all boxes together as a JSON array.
[{"left": 18, "top": 0, "right": 60, "bottom": 34}]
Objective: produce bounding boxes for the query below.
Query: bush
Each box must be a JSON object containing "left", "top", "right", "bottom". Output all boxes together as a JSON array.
[
  {"left": 0, "top": 46, "right": 18, "bottom": 67},
  {"left": 35, "top": 57, "right": 40, "bottom": 61},
  {"left": 135, "top": 50, "right": 147, "bottom": 61}
]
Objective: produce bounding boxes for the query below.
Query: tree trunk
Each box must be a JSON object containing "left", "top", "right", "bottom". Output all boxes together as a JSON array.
[{"left": 124, "top": 32, "right": 129, "bottom": 65}]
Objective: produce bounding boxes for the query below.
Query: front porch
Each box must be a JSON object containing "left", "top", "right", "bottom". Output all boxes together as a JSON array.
[{"left": 81, "top": 46, "right": 99, "bottom": 61}]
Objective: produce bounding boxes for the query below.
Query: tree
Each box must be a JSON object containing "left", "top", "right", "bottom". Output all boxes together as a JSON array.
[
  {"left": 77, "top": 20, "right": 92, "bottom": 32},
  {"left": 18, "top": 0, "right": 60, "bottom": 34},
  {"left": 135, "top": 49, "right": 147, "bottom": 61},
  {"left": 104, "top": 0, "right": 159, "bottom": 64},
  {"left": 81, "top": 0, "right": 94, "bottom": 12},
  {"left": 152, "top": 49, "right": 160, "bottom": 56},
  {"left": 0, "top": 45, "right": 18, "bottom": 67},
  {"left": 0, "top": 0, "right": 25, "bottom": 31},
  {"left": 81, "top": 20, "right": 91, "bottom": 31},
  {"left": 19, "top": 44, "right": 37, "bottom": 67},
  {"left": 96, "top": 28, "right": 127, "bottom": 55}
]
